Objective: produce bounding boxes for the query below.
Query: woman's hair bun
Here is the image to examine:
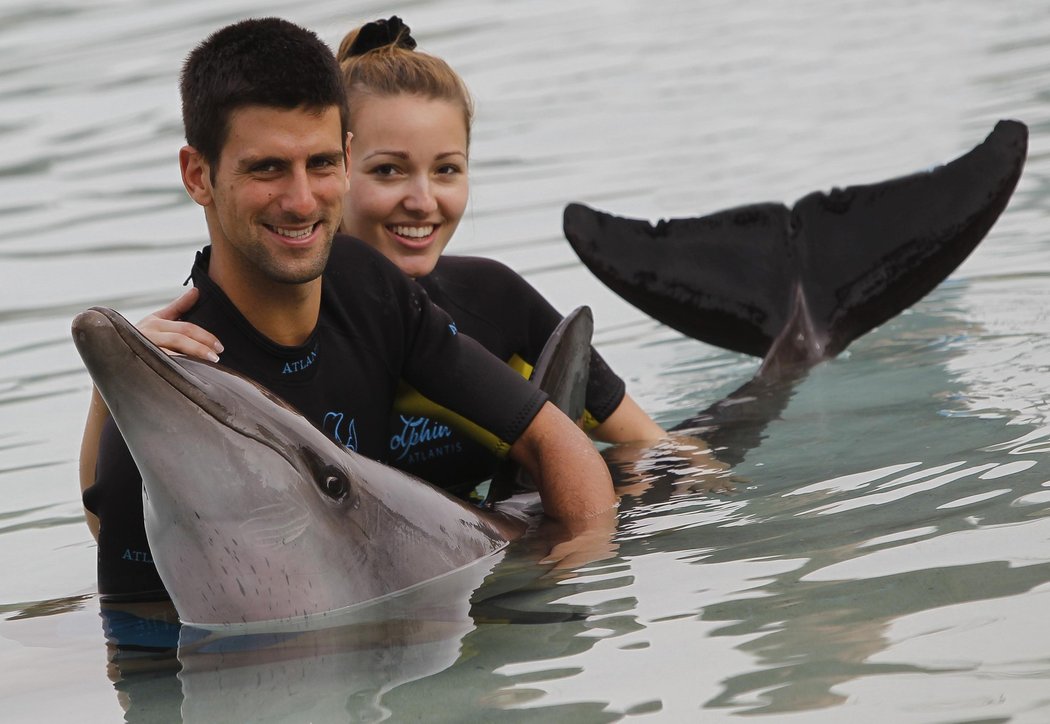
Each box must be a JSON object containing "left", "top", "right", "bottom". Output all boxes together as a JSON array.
[{"left": 343, "top": 16, "right": 416, "bottom": 57}]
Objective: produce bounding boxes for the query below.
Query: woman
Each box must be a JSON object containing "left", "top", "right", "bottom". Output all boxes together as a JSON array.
[{"left": 334, "top": 17, "right": 664, "bottom": 494}]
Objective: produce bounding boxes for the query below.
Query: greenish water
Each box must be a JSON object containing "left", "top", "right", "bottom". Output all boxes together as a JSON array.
[{"left": 2, "top": 1, "right": 1049, "bottom": 721}]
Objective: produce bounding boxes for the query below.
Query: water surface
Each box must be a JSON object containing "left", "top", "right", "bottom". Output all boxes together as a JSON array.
[{"left": 2, "top": 0, "right": 1050, "bottom": 721}]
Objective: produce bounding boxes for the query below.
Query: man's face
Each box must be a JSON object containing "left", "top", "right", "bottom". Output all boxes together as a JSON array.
[{"left": 199, "top": 105, "right": 349, "bottom": 287}]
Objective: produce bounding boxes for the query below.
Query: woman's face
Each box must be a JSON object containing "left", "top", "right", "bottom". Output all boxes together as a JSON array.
[{"left": 342, "top": 93, "right": 469, "bottom": 278}]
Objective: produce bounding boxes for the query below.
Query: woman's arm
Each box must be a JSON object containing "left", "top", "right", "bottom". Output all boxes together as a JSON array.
[
  {"left": 132, "top": 287, "right": 223, "bottom": 361},
  {"left": 590, "top": 392, "right": 665, "bottom": 443},
  {"left": 78, "top": 387, "right": 107, "bottom": 540}
]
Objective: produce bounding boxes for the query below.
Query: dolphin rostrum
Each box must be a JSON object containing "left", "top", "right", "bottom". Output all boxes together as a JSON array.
[
  {"left": 72, "top": 307, "right": 528, "bottom": 629},
  {"left": 563, "top": 120, "right": 1028, "bottom": 379}
]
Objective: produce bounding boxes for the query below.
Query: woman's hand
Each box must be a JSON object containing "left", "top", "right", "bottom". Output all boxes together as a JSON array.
[{"left": 137, "top": 287, "right": 222, "bottom": 361}]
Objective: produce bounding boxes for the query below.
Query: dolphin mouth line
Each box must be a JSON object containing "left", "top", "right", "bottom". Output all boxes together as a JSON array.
[{"left": 179, "top": 550, "right": 509, "bottom": 633}]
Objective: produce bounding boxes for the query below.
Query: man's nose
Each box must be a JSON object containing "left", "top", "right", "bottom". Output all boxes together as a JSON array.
[{"left": 281, "top": 168, "right": 319, "bottom": 217}]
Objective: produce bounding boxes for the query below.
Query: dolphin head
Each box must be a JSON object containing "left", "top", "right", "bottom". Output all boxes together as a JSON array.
[{"left": 72, "top": 307, "right": 524, "bottom": 628}]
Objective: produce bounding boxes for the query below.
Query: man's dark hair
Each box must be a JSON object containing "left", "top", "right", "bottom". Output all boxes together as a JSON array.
[{"left": 180, "top": 17, "right": 349, "bottom": 169}]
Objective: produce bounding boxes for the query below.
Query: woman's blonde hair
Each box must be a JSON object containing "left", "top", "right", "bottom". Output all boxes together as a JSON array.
[{"left": 337, "top": 18, "right": 474, "bottom": 145}]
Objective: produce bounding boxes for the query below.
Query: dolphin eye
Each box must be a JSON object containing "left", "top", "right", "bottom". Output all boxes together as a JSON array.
[{"left": 319, "top": 465, "right": 350, "bottom": 500}]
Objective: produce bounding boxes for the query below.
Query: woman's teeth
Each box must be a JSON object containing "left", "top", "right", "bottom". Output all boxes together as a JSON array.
[{"left": 392, "top": 225, "right": 434, "bottom": 239}]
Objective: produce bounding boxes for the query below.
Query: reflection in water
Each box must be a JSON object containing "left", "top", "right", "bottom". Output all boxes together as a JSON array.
[
  {"left": 482, "top": 296, "right": 1050, "bottom": 716},
  {"left": 3, "top": 593, "right": 93, "bottom": 621},
  {"left": 703, "top": 560, "right": 1050, "bottom": 713},
  {"left": 100, "top": 602, "right": 182, "bottom": 722},
  {"left": 101, "top": 553, "right": 505, "bottom": 722},
  {"left": 177, "top": 617, "right": 473, "bottom": 723}
]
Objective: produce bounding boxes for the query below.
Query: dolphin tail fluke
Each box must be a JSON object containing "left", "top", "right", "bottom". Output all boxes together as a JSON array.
[
  {"left": 485, "top": 306, "right": 593, "bottom": 505},
  {"left": 563, "top": 120, "right": 1028, "bottom": 373}
]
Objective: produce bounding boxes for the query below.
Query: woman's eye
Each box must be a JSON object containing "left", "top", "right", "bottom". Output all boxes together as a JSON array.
[{"left": 371, "top": 164, "right": 398, "bottom": 177}]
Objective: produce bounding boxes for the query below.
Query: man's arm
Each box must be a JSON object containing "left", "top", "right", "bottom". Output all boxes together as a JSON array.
[{"left": 508, "top": 401, "right": 618, "bottom": 527}]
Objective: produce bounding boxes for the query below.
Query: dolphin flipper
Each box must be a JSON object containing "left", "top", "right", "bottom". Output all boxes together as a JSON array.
[
  {"left": 486, "top": 306, "right": 593, "bottom": 505},
  {"left": 563, "top": 120, "right": 1028, "bottom": 373},
  {"left": 528, "top": 305, "right": 592, "bottom": 422}
]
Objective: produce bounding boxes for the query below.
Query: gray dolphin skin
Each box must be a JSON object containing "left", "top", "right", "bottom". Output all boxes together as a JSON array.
[
  {"left": 563, "top": 120, "right": 1028, "bottom": 379},
  {"left": 485, "top": 306, "right": 593, "bottom": 504},
  {"left": 72, "top": 307, "right": 527, "bottom": 628}
]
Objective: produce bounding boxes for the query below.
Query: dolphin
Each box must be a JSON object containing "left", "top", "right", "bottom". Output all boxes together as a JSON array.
[
  {"left": 72, "top": 307, "right": 528, "bottom": 629},
  {"left": 563, "top": 120, "right": 1028, "bottom": 379}
]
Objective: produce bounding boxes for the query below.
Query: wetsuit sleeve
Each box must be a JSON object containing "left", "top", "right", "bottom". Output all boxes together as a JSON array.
[
  {"left": 81, "top": 416, "right": 166, "bottom": 600},
  {"left": 400, "top": 283, "right": 549, "bottom": 456}
]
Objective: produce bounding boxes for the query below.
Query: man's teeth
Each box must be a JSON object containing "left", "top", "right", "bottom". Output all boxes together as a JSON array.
[
  {"left": 272, "top": 225, "right": 314, "bottom": 239},
  {"left": 392, "top": 225, "right": 434, "bottom": 239}
]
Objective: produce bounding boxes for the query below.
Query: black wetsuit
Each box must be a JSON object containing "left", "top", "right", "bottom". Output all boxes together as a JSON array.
[
  {"left": 388, "top": 255, "right": 626, "bottom": 493},
  {"left": 83, "top": 236, "right": 548, "bottom": 600}
]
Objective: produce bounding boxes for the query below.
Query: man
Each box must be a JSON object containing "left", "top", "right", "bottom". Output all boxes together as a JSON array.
[{"left": 80, "top": 17, "right": 615, "bottom": 600}]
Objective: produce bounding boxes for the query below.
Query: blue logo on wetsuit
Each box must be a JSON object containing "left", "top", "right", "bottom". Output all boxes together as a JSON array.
[
  {"left": 282, "top": 344, "right": 318, "bottom": 375},
  {"left": 323, "top": 411, "right": 359, "bottom": 452},
  {"left": 122, "top": 549, "right": 154, "bottom": 563},
  {"left": 390, "top": 415, "right": 462, "bottom": 463},
  {"left": 448, "top": 322, "right": 458, "bottom": 335}
]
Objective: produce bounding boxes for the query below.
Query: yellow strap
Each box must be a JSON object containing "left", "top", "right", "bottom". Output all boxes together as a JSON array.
[
  {"left": 580, "top": 409, "right": 601, "bottom": 432},
  {"left": 393, "top": 355, "right": 532, "bottom": 458},
  {"left": 393, "top": 354, "right": 600, "bottom": 456}
]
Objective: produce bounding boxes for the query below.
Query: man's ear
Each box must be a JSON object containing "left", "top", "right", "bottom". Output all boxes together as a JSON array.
[
  {"left": 180, "top": 145, "right": 213, "bottom": 207},
  {"left": 343, "top": 131, "right": 353, "bottom": 191}
]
